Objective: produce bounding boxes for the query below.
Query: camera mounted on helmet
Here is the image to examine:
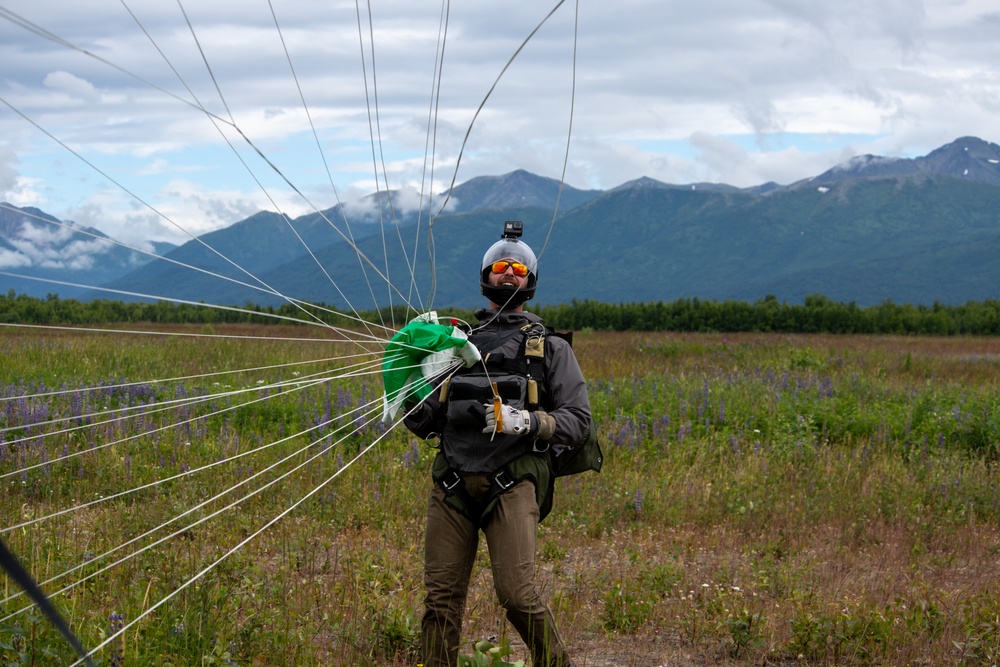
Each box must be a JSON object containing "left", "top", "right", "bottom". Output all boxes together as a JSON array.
[
  {"left": 502, "top": 220, "right": 523, "bottom": 239},
  {"left": 480, "top": 220, "right": 537, "bottom": 309}
]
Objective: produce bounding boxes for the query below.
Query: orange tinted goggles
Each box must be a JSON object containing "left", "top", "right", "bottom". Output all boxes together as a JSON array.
[{"left": 490, "top": 260, "right": 529, "bottom": 277}]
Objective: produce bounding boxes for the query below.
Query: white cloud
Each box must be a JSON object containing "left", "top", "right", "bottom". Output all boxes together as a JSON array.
[
  {"left": 1, "top": 219, "right": 117, "bottom": 270},
  {"left": 0, "top": 248, "right": 32, "bottom": 269},
  {"left": 15, "top": 221, "right": 74, "bottom": 245},
  {"left": 42, "top": 71, "right": 101, "bottom": 102}
]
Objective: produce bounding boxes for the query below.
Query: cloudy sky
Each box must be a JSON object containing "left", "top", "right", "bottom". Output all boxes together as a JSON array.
[{"left": 1, "top": 0, "right": 998, "bottom": 247}]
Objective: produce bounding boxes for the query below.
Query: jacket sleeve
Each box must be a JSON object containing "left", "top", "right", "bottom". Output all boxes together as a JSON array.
[
  {"left": 541, "top": 337, "right": 593, "bottom": 448},
  {"left": 402, "top": 393, "right": 446, "bottom": 440}
]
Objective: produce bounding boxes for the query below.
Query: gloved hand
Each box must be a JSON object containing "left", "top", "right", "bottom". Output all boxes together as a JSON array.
[{"left": 482, "top": 401, "right": 533, "bottom": 436}]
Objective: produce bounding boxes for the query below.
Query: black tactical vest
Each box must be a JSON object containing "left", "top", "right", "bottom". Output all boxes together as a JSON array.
[{"left": 438, "top": 328, "right": 536, "bottom": 474}]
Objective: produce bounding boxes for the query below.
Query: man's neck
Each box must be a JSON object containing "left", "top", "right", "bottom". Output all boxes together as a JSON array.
[{"left": 489, "top": 301, "right": 523, "bottom": 313}]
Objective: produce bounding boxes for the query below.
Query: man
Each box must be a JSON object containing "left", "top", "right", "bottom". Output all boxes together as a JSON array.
[{"left": 402, "top": 221, "right": 594, "bottom": 667}]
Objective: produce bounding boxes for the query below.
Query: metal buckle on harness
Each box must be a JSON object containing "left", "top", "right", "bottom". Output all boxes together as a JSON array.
[
  {"left": 493, "top": 468, "right": 516, "bottom": 490},
  {"left": 530, "top": 440, "right": 550, "bottom": 453},
  {"left": 442, "top": 470, "right": 462, "bottom": 491}
]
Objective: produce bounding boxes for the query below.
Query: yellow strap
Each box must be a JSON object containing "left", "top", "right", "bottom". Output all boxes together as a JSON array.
[{"left": 491, "top": 381, "right": 502, "bottom": 436}]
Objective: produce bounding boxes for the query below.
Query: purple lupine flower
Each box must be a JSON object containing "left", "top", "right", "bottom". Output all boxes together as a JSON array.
[{"left": 108, "top": 612, "right": 125, "bottom": 667}]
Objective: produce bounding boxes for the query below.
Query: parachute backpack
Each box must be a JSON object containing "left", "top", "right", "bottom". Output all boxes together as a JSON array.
[{"left": 519, "top": 323, "right": 603, "bottom": 480}]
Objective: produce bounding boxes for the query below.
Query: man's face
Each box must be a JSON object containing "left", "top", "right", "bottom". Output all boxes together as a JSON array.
[{"left": 487, "top": 258, "right": 529, "bottom": 290}]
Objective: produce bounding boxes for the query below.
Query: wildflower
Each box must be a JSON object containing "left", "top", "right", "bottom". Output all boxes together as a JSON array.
[{"left": 108, "top": 613, "right": 125, "bottom": 667}]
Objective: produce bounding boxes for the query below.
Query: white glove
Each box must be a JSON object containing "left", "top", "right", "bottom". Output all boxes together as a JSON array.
[{"left": 483, "top": 401, "right": 532, "bottom": 435}]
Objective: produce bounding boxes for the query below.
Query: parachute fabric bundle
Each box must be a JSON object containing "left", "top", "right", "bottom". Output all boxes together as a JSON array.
[{"left": 381, "top": 312, "right": 482, "bottom": 423}]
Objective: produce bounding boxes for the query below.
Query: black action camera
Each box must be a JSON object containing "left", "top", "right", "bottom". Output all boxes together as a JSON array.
[{"left": 502, "top": 220, "right": 523, "bottom": 239}]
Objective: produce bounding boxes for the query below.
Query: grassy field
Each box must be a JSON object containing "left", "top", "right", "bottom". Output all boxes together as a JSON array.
[{"left": 2, "top": 325, "right": 1000, "bottom": 666}]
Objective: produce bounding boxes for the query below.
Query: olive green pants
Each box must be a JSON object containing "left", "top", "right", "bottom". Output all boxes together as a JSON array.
[{"left": 421, "top": 478, "right": 571, "bottom": 667}]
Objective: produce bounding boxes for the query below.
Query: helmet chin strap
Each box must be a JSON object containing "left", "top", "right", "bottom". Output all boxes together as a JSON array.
[{"left": 482, "top": 283, "right": 530, "bottom": 309}]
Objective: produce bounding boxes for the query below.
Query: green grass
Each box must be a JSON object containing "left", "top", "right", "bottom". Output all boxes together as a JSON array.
[{"left": 2, "top": 326, "right": 1000, "bottom": 665}]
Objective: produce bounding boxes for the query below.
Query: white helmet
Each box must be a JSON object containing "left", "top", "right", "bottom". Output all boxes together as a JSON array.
[{"left": 479, "top": 221, "right": 537, "bottom": 307}]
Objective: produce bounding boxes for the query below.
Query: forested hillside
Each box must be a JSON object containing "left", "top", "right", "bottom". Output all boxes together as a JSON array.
[{"left": 5, "top": 291, "right": 1000, "bottom": 336}]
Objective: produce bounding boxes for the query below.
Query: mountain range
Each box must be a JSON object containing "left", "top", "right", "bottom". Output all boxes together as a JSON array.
[{"left": 2, "top": 135, "right": 999, "bottom": 309}]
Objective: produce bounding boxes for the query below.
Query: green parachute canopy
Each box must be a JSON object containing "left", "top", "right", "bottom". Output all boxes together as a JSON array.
[{"left": 381, "top": 313, "right": 481, "bottom": 423}]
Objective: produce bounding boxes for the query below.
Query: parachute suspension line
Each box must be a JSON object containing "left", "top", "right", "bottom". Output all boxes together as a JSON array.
[
  {"left": 4, "top": 6, "right": 454, "bottom": 662},
  {"left": 0, "top": 346, "right": 438, "bottom": 502},
  {"left": 0, "top": 321, "right": 388, "bottom": 350},
  {"left": 128, "top": 1, "right": 418, "bottom": 342},
  {"left": 2, "top": 346, "right": 439, "bottom": 530},
  {"left": 0, "top": 352, "right": 360, "bottom": 407},
  {"left": 432, "top": 0, "right": 568, "bottom": 220},
  {"left": 265, "top": 0, "right": 343, "bottom": 209},
  {"left": 354, "top": 0, "right": 428, "bottom": 329},
  {"left": 0, "top": 367, "right": 344, "bottom": 482},
  {"left": 0, "top": 364, "right": 389, "bottom": 540},
  {"left": 0, "top": 371, "right": 329, "bottom": 504},
  {"left": 0, "top": 273, "right": 389, "bottom": 345},
  {"left": 133, "top": 1, "right": 348, "bottom": 324},
  {"left": 354, "top": 0, "right": 392, "bottom": 328},
  {"left": 175, "top": 0, "right": 234, "bottom": 122},
  {"left": 64, "top": 403, "right": 407, "bottom": 667},
  {"left": 163, "top": 3, "right": 393, "bottom": 343},
  {"left": 0, "top": 360, "right": 358, "bottom": 456},
  {"left": 265, "top": 0, "right": 392, "bottom": 328},
  {"left": 5, "top": 4, "right": 357, "bottom": 339},
  {"left": 2, "top": 373, "right": 411, "bottom": 603},
  {"left": 0, "top": 203, "right": 383, "bottom": 335},
  {"left": 537, "top": 0, "right": 580, "bottom": 264},
  {"left": 449, "top": 0, "right": 577, "bottom": 333},
  {"left": 366, "top": 0, "right": 429, "bottom": 324},
  {"left": 0, "top": 97, "right": 378, "bottom": 349},
  {"left": 224, "top": 118, "right": 429, "bottom": 317},
  {"left": 0, "top": 380, "right": 392, "bottom": 644},
  {"left": 2, "top": 358, "right": 444, "bottom": 659},
  {"left": 2, "top": 4, "right": 419, "bottom": 331},
  {"left": 0, "top": 391, "right": 396, "bottom": 623},
  {"left": 0, "top": 101, "right": 258, "bottom": 294},
  {"left": 420, "top": 0, "right": 451, "bottom": 312}
]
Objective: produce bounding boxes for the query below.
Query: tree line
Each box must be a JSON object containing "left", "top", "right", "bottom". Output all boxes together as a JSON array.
[{"left": 3, "top": 290, "right": 1000, "bottom": 336}]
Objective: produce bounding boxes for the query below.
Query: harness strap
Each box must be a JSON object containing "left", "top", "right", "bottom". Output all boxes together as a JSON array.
[
  {"left": 434, "top": 465, "right": 531, "bottom": 527},
  {"left": 469, "top": 327, "right": 525, "bottom": 360}
]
